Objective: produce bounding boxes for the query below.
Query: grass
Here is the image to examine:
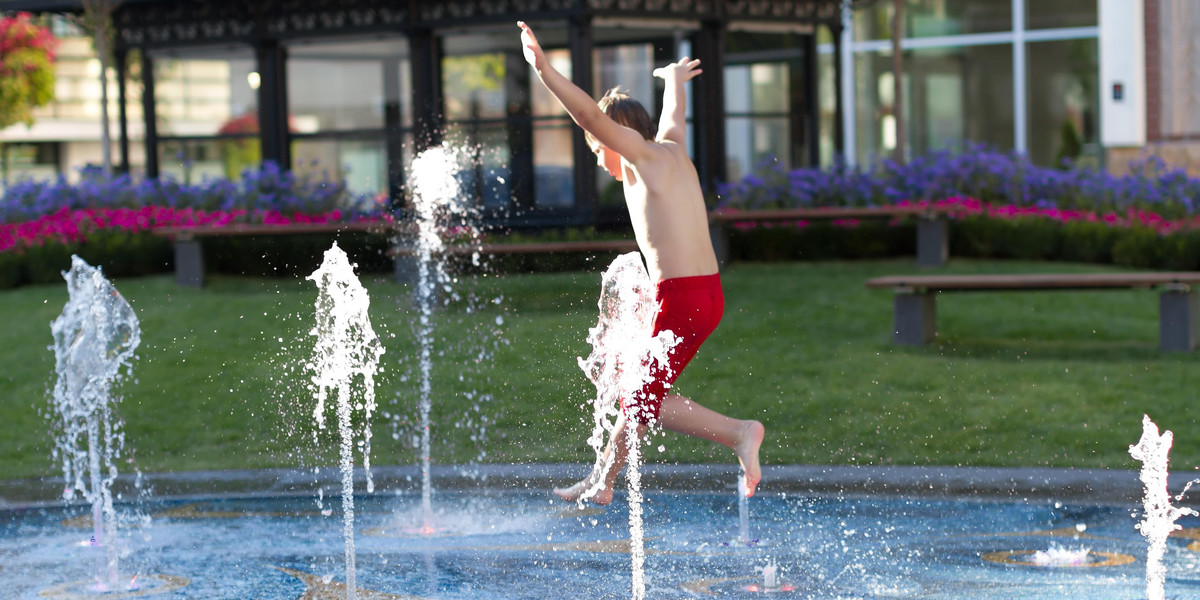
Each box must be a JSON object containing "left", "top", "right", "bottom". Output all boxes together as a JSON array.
[{"left": 1, "top": 257, "right": 1198, "bottom": 481}]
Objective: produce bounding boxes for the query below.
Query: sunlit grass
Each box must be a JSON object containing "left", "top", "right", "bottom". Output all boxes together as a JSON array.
[{"left": 1, "top": 258, "right": 1196, "bottom": 481}]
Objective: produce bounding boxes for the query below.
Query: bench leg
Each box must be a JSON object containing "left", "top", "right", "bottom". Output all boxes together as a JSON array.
[
  {"left": 173, "top": 238, "right": 204, "bottom": 288},
  {"left": 391, "top": 238, "right": 419, "bottom": 286},
  {"left": 916, "top": 217, "right": 948, "bottom": 268},
  {"left": 709, "top": 223, "right": 731, "bottom": 269},
  {"left": 894, "top": 291, "right": 936, "bottom": 345},
  {"left": 1160, "top": 290, "right": 1198, "bottom": 352}
]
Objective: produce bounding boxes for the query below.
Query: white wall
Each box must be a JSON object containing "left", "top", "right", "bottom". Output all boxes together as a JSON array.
[{"left": 1098, "top": 0, "right": 1145, "bottom": 147}]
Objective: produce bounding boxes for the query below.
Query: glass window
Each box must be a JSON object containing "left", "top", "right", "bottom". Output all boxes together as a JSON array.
[
  {"left": 532, "top": 49, "right": 571, "bottom": 117},
  {"left": 1, "top": 142, "right": 59, "bottom": 183},
  {"left": 159, "top": 139, "right": 250, "bottom": 184},
  {"left": 293, "top": 138, "right": 387, "bottom": 200},
  {"left": 854, "top": 44, "right": 1013, "bottom": 163},
  {"left": 1026, "top": 39, "right": 1099, "bottom": 168},
  {"left": 152, "top": 47, "right": 257, "bottom": 137},
  {"left": 854, "top": 0, "right": 1012, "bottom": 40},
  {"left": 1027, "top": 0, "right": 1098, "bottom": 30},
  {"left": 594, "top": 44, "right": 655, "bottom": 116},
  {"left": 443, "top": 53, "right": 507, "bottom": 121},
  {"left": 287, "top": 38, "right": 410, "bottom": 133},
  {"left": 532, "top": 49, "right": 574, "bottom": 209},
  {"left": 725, "top": 63, "right": 791, "bottom": 180},
  {"left": 443, "top": 124, "right": 511, "bottom": 209}
]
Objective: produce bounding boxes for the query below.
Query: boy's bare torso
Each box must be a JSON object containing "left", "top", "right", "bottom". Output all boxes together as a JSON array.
[{"left": 621, "top": 139, "right": 719, "bottom": 283}]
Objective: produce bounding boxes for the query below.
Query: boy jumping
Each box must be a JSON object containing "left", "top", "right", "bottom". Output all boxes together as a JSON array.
[{"left": 518, "top": 21, "right": 764, "bottom": 505}]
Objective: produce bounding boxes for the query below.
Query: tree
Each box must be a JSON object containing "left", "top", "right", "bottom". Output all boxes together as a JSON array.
[
  {"left": 73, "top": 0, "right": 120, "bottom": 175},
  {"left": 0, "top": 12, "right": 56, "bottom": 183},
  {"left": 0, "top": 12, "right": 56, "bottom": 130}
]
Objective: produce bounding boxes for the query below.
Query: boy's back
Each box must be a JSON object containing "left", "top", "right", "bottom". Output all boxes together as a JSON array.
[{"left": 620, "top": 137, "right": 718, "bottom": 282}]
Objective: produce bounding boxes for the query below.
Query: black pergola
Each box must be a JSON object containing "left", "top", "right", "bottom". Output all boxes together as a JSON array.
[{"left": 8, "top": 0, "right": 849, "bottom": 228}]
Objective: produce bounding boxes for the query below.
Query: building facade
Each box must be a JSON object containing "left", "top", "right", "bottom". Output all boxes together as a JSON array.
[
  {"left": 3, "top": 0, "right": 844, "bottom": 229},
  {"left": 4, "top": 0, "right": 1197, "bottom": 222}
]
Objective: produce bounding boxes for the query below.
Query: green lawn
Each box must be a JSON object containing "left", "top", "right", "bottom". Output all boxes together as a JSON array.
[{"left": 2, "top": 258, "right": 1197, "bottom": 481}]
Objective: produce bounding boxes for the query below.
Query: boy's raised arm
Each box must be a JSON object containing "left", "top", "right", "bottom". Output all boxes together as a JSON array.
[
  {"left": 518, "top": 21, "right": 649, "bottom": 162},
  {"left": 652, "top": 57, "right": 701, "bottom": 146}
]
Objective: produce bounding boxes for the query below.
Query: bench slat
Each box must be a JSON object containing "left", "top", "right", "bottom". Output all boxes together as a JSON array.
[
  {"left": 390, "top": 239, "right": 638, "bottom": 256},
  {"left": 866, "top": 272, "right": 1200, "bottom": 292},
  {"left": 708, "top": 205, "right": 957, "bottom": 223},
  {"left": 153, "top": 221, "right": 397, "bottom": 238}
]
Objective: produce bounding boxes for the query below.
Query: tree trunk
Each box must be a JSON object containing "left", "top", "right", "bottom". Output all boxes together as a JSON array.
[
  {"left": 891, "top": 0, "right": 905, "bottom": 164},
  {"left": 97, "top": 33, "right": 112, "bottom": 175}
]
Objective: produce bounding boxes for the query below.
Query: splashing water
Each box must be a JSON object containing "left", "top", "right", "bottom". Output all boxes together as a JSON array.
[
  {"left": 1029, "top": 544, "right": 1091, "bottom": 567},
  {"left": 577, "top": 252, "right": 679, "bottom": 600},
  {"left": 306, "top": 243, "right": 385, "bottom": 600},
  {"left": 738, "top": 475, "right": 751, "bottom": 543},
  {"left": 1128, "top": 414, "right": 1197, "bottom": 600},
  {"left": 48, "top": 255, "right": 140, "bottom": 589},
  {"left": 403, "top": 141, "right": 486, "bottom": 532}
]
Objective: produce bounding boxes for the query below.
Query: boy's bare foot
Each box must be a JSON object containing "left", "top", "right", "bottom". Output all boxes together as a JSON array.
[
  {"left": 735, "top": 420, "right": 765, "bottom": 497},
  {"left": 553, "top": 476, "right": 614, "bottom": 506}
]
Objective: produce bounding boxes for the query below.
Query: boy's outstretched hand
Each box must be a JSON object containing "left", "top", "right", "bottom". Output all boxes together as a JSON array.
[
  {"left": 517, "top": 21, "right": 544, "bottom": 70},
  {"left": 652, "top": 57, "right": 702, "bottom": 82}
]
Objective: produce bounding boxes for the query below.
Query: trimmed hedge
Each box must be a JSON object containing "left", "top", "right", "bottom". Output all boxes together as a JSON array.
[{"left": 726, "top": 215, "right": 1200, "bottom": 271}]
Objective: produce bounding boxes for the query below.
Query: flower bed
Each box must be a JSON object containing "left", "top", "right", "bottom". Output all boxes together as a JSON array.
[
  {"left": 0, "top": 160, "right": 385, "bottom": 226},
  {"left": 716, "top": 144, "right": 1200, "bottom": 220},
  {"left": 0, "top": 205, "right": 373, "bottom": 253}
]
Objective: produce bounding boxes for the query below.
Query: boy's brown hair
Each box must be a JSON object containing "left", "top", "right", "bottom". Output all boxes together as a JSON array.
[{"left": 586, "top": 87, "right": 655, "bottom": 146}]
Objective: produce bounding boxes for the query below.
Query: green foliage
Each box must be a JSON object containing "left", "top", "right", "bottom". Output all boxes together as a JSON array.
[
  {"left": 0, "top": 13, "right": 56, "bottom": 131},
  {"left": 1160, "top": 229, "right": 1200, "bottom": 271},
  {"left": 950, "top": 216, "right": 1062, "bottom": 260},
  {"left": 1058, "top": 220, "right": 1118, "bottom": 264},
  {"left": 1112, "top": 226, "right": 1164, "bottom": 269}
]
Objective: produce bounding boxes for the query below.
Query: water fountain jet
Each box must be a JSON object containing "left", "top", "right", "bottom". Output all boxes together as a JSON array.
[
  {"left": 1129, "top": 414, "right": 1197, "bottom": 600},
  {"left": 305, "top": 242, "right": 385, "bottom": 599},
  {"left": 48, "top": 255, "right": 140, "bottom": 591}
]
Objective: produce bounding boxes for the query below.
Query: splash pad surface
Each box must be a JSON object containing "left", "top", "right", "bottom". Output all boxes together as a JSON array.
[{"left": 4, "top": 465, "right": 1200, "bottom": 599}]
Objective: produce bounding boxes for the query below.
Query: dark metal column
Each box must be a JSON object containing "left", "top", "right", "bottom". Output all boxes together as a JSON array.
[
  {"left": 505, "top": 51, "right": 534, "bottom": 214},
  {"left": 802, "top": 32, "right": 820, "bottom": 167},
  {"left": 830, "top": 21, "right": 845, "bottom": 160},
  {"left": 410, "top": 27, "right": 444, "bottom": 152},
  {"left": 115, "top": 47, "right": 129, "bottom": 175},
  {"left": 568, "top": 15, "right": 596, "bottom": 223},
  {"left": 692, "top": 19, "right": 727, "bottom": 192},
  {"left": 256, "top": 40, "right": 289, "bottom": 168},
  {"left": 383, "top": 56, "right": 405, "bottom": 203},
  {"left": 140, "top": 50, "right": 158, "bottom": 178}
]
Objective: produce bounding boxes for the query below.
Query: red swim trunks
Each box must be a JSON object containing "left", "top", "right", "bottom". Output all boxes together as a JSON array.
[{"left": 623, "top": 273, "right": 724, "bottom": 424}]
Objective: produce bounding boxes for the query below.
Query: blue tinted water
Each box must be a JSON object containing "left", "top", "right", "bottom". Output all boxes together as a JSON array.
[{"left": 4, "top": 490, "right": 1200, "bottom": 599}]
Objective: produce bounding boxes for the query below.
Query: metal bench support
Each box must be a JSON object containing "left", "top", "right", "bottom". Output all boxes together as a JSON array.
[
  {"left": 173, "top": 237, "right": 204, "bottom": 288},
  {"left": 916, "top": 217, "right": 948, "bottom": 268},
  {"left": 1160, "top": 289, "right": 1198, "bottom": 352},
  {"left": 893, "top": 290, "right": 936, "bottom": 346}
]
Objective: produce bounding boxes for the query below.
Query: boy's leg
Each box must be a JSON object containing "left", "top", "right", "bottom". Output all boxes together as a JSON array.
[
  {"left": 658, "top": 394, "right": 764, "bottom": 497},
  {"left": 554, "top": 413, "right": 647, "bottom": 505}
]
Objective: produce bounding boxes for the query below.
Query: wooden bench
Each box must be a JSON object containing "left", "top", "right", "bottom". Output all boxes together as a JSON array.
[
  {"left": 155, "top": 221, "right": 642, "bottom": 288},
  {"left": 388, "top": 238, "right": 640, "bottom": 283},
  {"left": 866, "top": 272, "right": 1200, "bottom": 351},
  {"left": 708, "top": 205, "right": 962, "bottom": 268},
  {"left": 153, "top": 222, "right": 398, "bottom": 287}
]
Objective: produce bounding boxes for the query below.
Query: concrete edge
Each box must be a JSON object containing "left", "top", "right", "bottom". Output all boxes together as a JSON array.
[{"left": 0, "top": 463, "right": 1178, "bottom": 511}]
